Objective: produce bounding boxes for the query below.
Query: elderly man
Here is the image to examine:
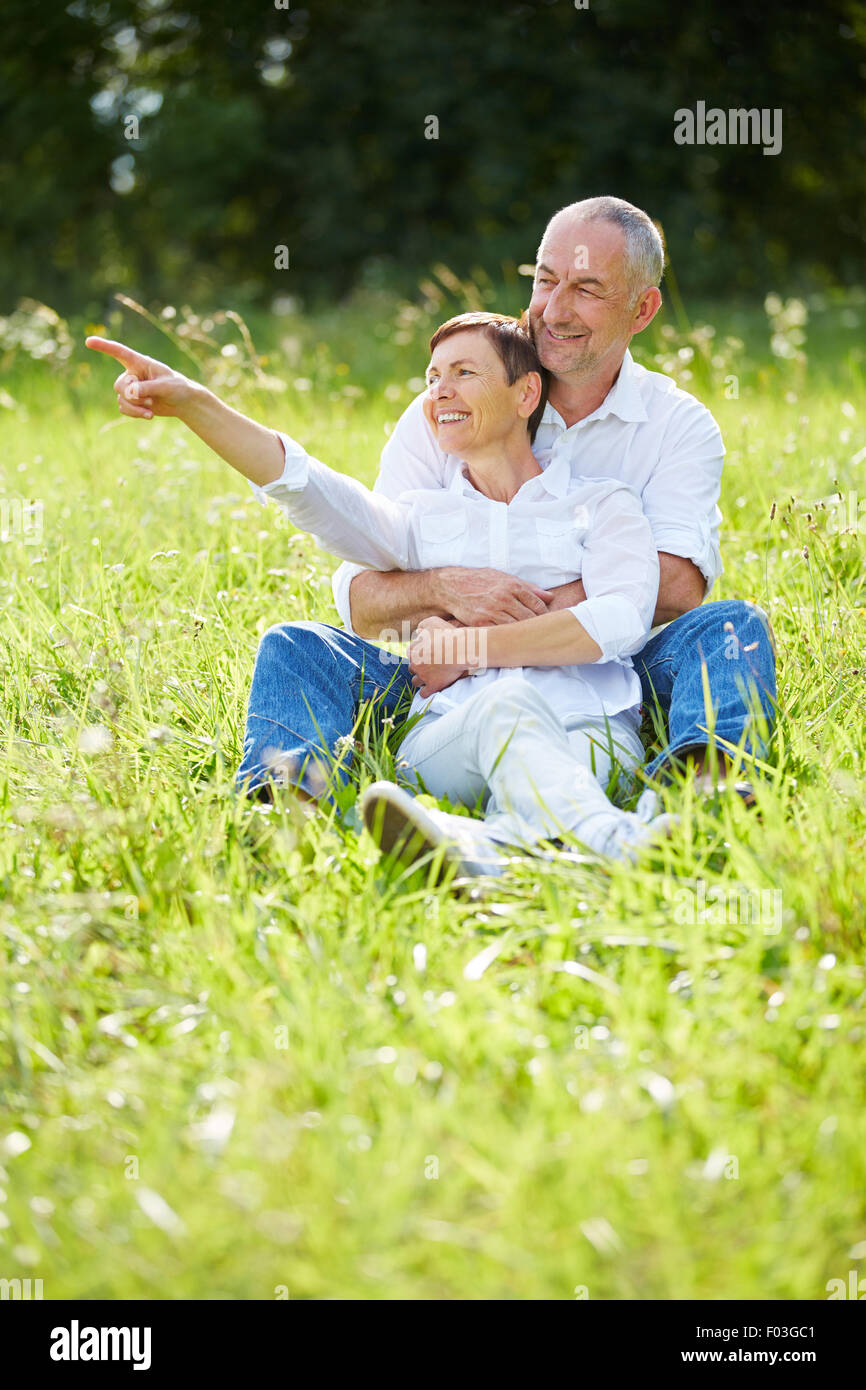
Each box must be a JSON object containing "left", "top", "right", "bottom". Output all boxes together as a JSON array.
[{"left": 235, "top": 195, "right": 777, "bottom": 807}]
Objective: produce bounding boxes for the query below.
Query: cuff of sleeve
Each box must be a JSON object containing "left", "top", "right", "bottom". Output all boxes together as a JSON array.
[
  {"left": 568, "top": 595, "right": 649, "bottom": 662},
  {"left": 331, "top": 561, "right": 364, "bottom": 634},
  {"left": 247, "top": 431, "right": 310, "bottom": 505},
  {"left": 650, "top": 522, "right": 722, "bottom": 595}
]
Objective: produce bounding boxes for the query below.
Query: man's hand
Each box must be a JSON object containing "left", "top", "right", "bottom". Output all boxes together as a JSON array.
[
  {"left": 408, "top": 616, "right": 473, "bottom": 698},
  {"left": 85, "top": 336, "right": 198, "bottom": 419},
  {"left": 436, "top": 566, "right": 553, "bottom": 626},
  {"left": 348, "top": 566, "right": 557, "bottom": 641}
]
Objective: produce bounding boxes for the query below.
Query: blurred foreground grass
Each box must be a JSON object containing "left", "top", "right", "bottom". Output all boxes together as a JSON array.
[{"left": 0, "top": 278, "right": 864, "bottom": 1298}]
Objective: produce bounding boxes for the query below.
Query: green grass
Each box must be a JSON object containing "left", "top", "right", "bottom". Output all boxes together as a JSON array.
[{"left": 0, "top": 281, "right": 864, "bottom": 1299}]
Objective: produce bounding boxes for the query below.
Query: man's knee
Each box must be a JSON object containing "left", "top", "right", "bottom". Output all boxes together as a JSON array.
[
  {"left": 258, "top": 618, "right": 334, "bottom": 648},
  {"left": 677, "top": 599, "right": 776, "bottom": 659},
  {"left": 709, "top": 599, "right": 777, "bottom": 662},
  {"left": 742, "top": 600, "right": 777, "bottom": 659},
  {"left": 253, "top": 620, "right": 345, "bottom": 676}
]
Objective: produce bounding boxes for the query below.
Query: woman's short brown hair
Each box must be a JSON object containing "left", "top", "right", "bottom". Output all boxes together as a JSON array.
[{"left": 428, "top": 311, "right": 549, "bottom": 441}]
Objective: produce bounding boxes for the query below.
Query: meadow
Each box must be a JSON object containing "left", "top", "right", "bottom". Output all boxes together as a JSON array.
[{"left": 0, "top": 274, "right": 864, "bottom": 1299}]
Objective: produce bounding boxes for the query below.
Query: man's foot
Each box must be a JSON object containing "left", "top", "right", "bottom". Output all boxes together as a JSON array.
[
  {"left": 674, "top": 747, "right": 758, "bottom": 810},
  {"left": 360, "top": 781, "right": 506, "bottom": 880},
  {"left": 694, "top": 774, "right": 757, "bottom": 809}
]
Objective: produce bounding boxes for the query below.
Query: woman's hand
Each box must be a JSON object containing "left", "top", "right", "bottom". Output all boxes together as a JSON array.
[
  {"left": 86, "top": 334, "right": 285, "bottom": 486},
  {"left": 408, "top": 615, "right": 477, "bottom": 698},
  {"left": 85, "top": 336, "right": 199, "bottom": 420}
]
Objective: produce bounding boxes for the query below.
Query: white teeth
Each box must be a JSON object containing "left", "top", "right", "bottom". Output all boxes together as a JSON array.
[{"left": 437, "top": 412, "right": 469, "bottom": 423}]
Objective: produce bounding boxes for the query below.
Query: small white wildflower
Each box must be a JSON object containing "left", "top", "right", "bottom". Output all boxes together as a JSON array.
[
  {"left": 3, "top": 1132, "right": 32, "bottom": 1157},
  {"left": 78, "top": 725, "right": 113, "bottom": 753}
]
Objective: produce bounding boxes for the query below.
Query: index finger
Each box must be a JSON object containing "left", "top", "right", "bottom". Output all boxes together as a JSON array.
[{"left": 85, "top": 336, "right": 148, "bottom": 373}]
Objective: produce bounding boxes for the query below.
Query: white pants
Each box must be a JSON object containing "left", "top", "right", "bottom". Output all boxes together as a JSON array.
[{"left": 397, "top": 676, "right": 645, "bottom": 848}]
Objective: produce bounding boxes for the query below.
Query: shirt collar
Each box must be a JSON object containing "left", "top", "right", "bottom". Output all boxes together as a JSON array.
[
  {"left": 450, "top": 464, "right": 474, "bottom": 495},
  {"left": 533, "top": 449, "right": 571, "bottom": 498},
  {"left": 540, "top": 348, "right": 649, "bottom": 429},
  {"left": 449, "top": 454, "right": 570, "bottom": 500}
]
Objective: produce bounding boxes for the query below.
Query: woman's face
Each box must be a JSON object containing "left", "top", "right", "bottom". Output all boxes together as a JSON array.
[{"left": 423, "top": 329, "right": 536, "bottom": 454}]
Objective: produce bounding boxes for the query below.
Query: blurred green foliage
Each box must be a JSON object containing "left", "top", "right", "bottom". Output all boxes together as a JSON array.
[{"left": 0, "top": 0, "right": 864, "bottom": 315}]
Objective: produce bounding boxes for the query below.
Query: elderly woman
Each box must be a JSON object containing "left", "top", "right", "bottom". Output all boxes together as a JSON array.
[{"left": 86, "top": 313, "right": 675, "bottom": 877}]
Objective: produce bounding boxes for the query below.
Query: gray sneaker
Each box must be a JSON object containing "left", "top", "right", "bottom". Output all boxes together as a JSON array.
[
  {"left": 360, "top": 781, "right": 506, "bottom": 879},
  {"left": 599, "top": 792, "right": 680, "bottom": 862},
  {"left": 551, "top": 791, "right": 680, "bottom": 864}
]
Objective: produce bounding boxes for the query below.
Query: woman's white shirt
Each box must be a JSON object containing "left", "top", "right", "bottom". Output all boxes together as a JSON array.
[
  {"left": 331, "top": 350, "right": 724, "bottom": 634},
  {"left": 250, "top": 430, "right": 659, "bottom": 727}
]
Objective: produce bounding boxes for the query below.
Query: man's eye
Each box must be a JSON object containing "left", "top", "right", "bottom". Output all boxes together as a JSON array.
[{"left": 458, "top": 368, "right": 473, "bottom": 376}]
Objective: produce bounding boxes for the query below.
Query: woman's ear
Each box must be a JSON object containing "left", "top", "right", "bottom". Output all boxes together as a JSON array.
[{"left": 516, "top": 371, "right": 543, "bottom": 422}]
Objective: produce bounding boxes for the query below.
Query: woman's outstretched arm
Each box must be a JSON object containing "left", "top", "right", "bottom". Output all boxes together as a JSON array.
[
  {"left": 85, "top": 335, "right": 411, "bottom": 572},
  {"left": 85, "top": 337, "right": 285, "bottom": 486}
]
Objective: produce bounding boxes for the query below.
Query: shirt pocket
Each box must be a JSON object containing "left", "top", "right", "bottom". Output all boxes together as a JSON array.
[
  {"left": 534, "top": 514, "right": 581, "bottom": 572},
  {"left": 416, "top": 508, "right": 469, "bottom": 565}
]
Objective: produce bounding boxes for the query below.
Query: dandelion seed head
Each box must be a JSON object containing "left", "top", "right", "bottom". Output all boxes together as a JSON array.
[{"left": 78, "top": 725, "right": 113, "bottom": 754}]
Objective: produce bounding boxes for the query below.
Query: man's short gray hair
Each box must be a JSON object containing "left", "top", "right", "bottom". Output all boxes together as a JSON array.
[{"left": 541, "top": 196, "right": 665, "bottom": 297}]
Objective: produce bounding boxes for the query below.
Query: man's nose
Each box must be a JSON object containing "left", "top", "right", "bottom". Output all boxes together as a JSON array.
[{"left": 543, "top": 282, "right": 570, "bottom": 324}]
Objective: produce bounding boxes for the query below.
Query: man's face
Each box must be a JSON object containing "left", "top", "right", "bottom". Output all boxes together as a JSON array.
[{"left": 527, "top": 217, "right": 642, "bottom": 380}]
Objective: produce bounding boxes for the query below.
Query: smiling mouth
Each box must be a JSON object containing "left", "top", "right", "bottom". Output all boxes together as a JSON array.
[
  {"left": 436, "top": 411, "right": 470, "bottom": 424},
  {"left": 546, "top": 327, "right": 586, "bottom": 341}
]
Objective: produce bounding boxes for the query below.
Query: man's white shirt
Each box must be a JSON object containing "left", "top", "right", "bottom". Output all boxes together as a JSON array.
[
  {"left": 249, "top": 431, "right": 659, "bottom": 728},
  {"left": 329, "top": 348, "right": 724, "bottom": 632}
]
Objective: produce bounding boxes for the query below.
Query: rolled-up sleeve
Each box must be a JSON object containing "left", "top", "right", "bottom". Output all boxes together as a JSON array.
[
  {"left": 247, "top": 431, "right": 310, "bottom": 504},
  {"left": 331, "top": 563, "right": 366, "bottom": 633},
  {"left": 568, "top": 483, "right": 659, "bottom": 662},
  {"left": 642, "top": 397, "right": 724, "bottom": 593}
]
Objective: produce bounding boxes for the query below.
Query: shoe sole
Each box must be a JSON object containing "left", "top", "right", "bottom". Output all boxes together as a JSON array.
[{"left": 361, "top": 783, "right": 455, "bottom": 878}]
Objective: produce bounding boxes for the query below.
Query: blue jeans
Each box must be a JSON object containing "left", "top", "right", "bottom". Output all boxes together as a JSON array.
[
  {"left": 234, "top": 601, "right": 777, "bottom": 800},
  {"left": 234, "top": 621, "right": 413, "bottom": 801},
  {"left": 634, "top": 599, "right": 777, "bottom": 779}
]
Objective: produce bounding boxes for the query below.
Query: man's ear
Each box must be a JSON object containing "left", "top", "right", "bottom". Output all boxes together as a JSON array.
[
  {"left": 629, "top": 287, "right": 663, "bottom": 338},
  {"left": 517, "top": 370, "right": 543, "bottom": 420}
]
